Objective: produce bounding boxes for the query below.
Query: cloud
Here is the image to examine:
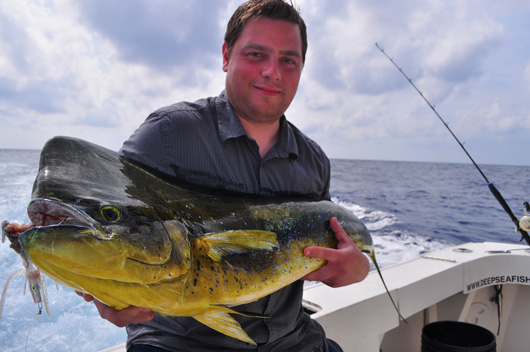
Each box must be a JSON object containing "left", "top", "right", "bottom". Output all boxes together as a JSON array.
[
  {"left": 422, "top": 19, "right": 504, "bottom": 83},
  {"left": 0, "top": 77, "right": 66, "bottom": 115},
  {"left": 0, "top": 0, "right": 231, "bottom": 150},
  {"left": 525, "top": 63, "right": 530, "bottom": 92},
  {"left": 0, "top": 9, "right": 34, "bottom": 73},
  {"left": 287, "top": 0, "right": 529, "bottom": 166},
  {"left": 0, "top": 0, "right": 529, "bottom": 165},
  {"left": 77, "top": 0, "right": 228, "bottom": 86}
]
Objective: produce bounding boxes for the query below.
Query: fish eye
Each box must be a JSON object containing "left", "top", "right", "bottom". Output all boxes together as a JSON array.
[{"left": 100, "top": 205, "right": 121, "bottom": 221}]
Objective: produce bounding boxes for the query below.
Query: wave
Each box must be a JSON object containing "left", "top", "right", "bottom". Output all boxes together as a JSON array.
[{"left": 332, "top": 197, "right": 448, "bottom": 268}]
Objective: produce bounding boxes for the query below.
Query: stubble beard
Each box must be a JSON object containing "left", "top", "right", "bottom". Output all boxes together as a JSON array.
[{"left": 227, "top": 89, "right": 288, "bottom": 126}]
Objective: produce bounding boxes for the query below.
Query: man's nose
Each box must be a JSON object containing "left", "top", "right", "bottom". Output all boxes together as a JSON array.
[{"left": 261, "top": 60, "right": 281, "bottom": 81}]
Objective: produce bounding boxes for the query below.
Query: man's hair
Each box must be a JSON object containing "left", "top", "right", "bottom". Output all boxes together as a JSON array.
[{"left": 224, "top": 0, "right": 308, "bottom": 64}]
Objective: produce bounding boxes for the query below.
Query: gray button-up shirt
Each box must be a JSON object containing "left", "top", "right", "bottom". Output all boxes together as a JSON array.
[{"left": 120, "top": 91, "right": 332, "bottom": 351}]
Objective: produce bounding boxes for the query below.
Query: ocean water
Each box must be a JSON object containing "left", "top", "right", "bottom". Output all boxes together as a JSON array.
[{"left": 0, "top": 149, "right": 528, "bottom": 351}]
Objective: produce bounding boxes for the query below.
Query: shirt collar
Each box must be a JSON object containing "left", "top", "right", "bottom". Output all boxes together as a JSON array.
[
  {"left": 270, "top": 117, "right": 299, "bottom": 161},
  {"left": 216, "top": 90, "right": 299, "bottom": 161},
  {"left": 217, "top": 91, "right": 247, "bottom": 141}
]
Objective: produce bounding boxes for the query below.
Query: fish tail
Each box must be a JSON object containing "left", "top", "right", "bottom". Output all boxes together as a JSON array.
[{"left": 369, "top": 250, "right": 408, "bottom": 323}]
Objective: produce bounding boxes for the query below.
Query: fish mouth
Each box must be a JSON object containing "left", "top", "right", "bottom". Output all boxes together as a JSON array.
[{"left": 26, "top": 198, "right": 107, "bottom": 238}]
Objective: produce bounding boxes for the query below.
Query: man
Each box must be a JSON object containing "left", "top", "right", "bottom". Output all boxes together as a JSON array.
[{"left": 79, "top": 1, "right": 369, "bottom": 351}]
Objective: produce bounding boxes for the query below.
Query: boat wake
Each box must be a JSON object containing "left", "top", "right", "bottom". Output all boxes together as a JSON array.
[{"left": 333, "top": 198, "right": 448, "bottom": 268}]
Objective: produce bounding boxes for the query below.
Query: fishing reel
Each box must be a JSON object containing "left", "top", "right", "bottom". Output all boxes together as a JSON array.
[{"left": 520, "top": 202, "right": 530, "bottom": 232}]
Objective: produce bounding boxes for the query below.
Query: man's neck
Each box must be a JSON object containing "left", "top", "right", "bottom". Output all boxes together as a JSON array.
[{"left": 238, "top": 117, "right": 280, "bottom": 159}]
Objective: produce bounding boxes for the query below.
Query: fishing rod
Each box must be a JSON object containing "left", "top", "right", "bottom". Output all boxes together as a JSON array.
[{"left": 375, "top": 42, "right": 530, "bottom": 246}]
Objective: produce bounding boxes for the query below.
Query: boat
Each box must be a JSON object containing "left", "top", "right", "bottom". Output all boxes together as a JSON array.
[
  {"left": 303, "top": 241, "right": 530, "bottom": 351},
  {"left": 100, "top": 240, "right": 530, "bottom": 352}
]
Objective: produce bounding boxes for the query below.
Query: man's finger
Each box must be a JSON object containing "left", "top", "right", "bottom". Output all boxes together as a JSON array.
[
  {"left": 75, "top": 291, "right": 94, "bottom": 302},
  {"left": 93, "top": 301, "right": 154, "bottom": 327},
  {"left": 303, "top": 246, "right": 333, "bottom": 259},
  {"left": 329, "top": 217, "right": 352, "bottom": 243}
]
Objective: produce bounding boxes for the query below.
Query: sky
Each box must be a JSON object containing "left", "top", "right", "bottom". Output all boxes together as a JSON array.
[{"left": 1, "top": 0, "right": 529, "bottom": 166}]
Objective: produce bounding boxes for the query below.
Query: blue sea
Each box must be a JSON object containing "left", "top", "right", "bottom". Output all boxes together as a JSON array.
[{"left": 0, "top": 149, "right": 528, "bottom": 351}]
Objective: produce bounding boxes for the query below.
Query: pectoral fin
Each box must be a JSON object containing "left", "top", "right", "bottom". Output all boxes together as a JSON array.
[
  {"left": 197, "top": 230, "right": 278, "bottom": 262},
  {"left": 193, "top": 308, "right": 256, "bottom": 345}
]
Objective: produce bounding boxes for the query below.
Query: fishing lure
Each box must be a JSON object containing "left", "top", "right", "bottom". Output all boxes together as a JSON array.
[{"left": 0, "top": 221, "right": 50, "bottom": 323}]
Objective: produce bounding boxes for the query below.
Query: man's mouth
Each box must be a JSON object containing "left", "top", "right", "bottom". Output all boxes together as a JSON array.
[{"left": 255, "top": 85, "right": 282, "bottom": 97}]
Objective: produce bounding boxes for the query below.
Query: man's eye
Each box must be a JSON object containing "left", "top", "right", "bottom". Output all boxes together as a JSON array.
[{"left": 282, "top": 58, "right": 298, "bottom": 67}]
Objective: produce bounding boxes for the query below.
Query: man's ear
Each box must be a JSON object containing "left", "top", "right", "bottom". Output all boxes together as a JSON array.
[{"left": 222, "top": 42, "right": 229, "bottom": 72}]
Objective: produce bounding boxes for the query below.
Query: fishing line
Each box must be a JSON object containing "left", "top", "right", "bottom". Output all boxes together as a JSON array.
[
  {"left": 25, "top": 309, "right": 41, "bottom": 352},
  {"left": 375, "top": 42, "right": 530, "bottom": 246},
  {"left": 0, "top": 269, "right": 26, "bottom": 324}
]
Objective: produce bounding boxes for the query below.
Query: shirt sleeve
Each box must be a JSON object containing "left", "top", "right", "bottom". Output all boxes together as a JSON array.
[{"left": 321, "top": 156, "right": 331, "bottom": 200}]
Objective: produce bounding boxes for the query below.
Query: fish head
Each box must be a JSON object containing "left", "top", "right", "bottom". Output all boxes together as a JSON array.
[{"left": 19, "top": 137, "right": 191, "bottom": 299}]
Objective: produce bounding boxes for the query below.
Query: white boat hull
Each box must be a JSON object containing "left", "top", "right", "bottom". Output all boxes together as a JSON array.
[{"left": 303, "top": 241, "right": 530, "bottom": 351}]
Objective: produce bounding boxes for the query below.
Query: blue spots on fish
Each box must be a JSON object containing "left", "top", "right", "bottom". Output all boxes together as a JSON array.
[{"left": 234, "top": 276, "right": 243, "bottom": 290}]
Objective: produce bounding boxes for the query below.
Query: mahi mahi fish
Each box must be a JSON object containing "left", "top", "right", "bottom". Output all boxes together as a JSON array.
[{"left": 16, "top": 136, "right": 376, "bottom": 345}]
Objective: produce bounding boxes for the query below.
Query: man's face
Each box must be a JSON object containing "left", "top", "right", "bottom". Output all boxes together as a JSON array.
[{"left": 223, "top": 17, "right": 303, "bottom": 125}]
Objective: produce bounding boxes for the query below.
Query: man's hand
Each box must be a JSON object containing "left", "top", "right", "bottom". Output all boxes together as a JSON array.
[
  {"left": 301, "top": 217, "right": 370, "bottom": 287},
  {"left": 76, "top": 291, "right": 154, "bottom": 327}
]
